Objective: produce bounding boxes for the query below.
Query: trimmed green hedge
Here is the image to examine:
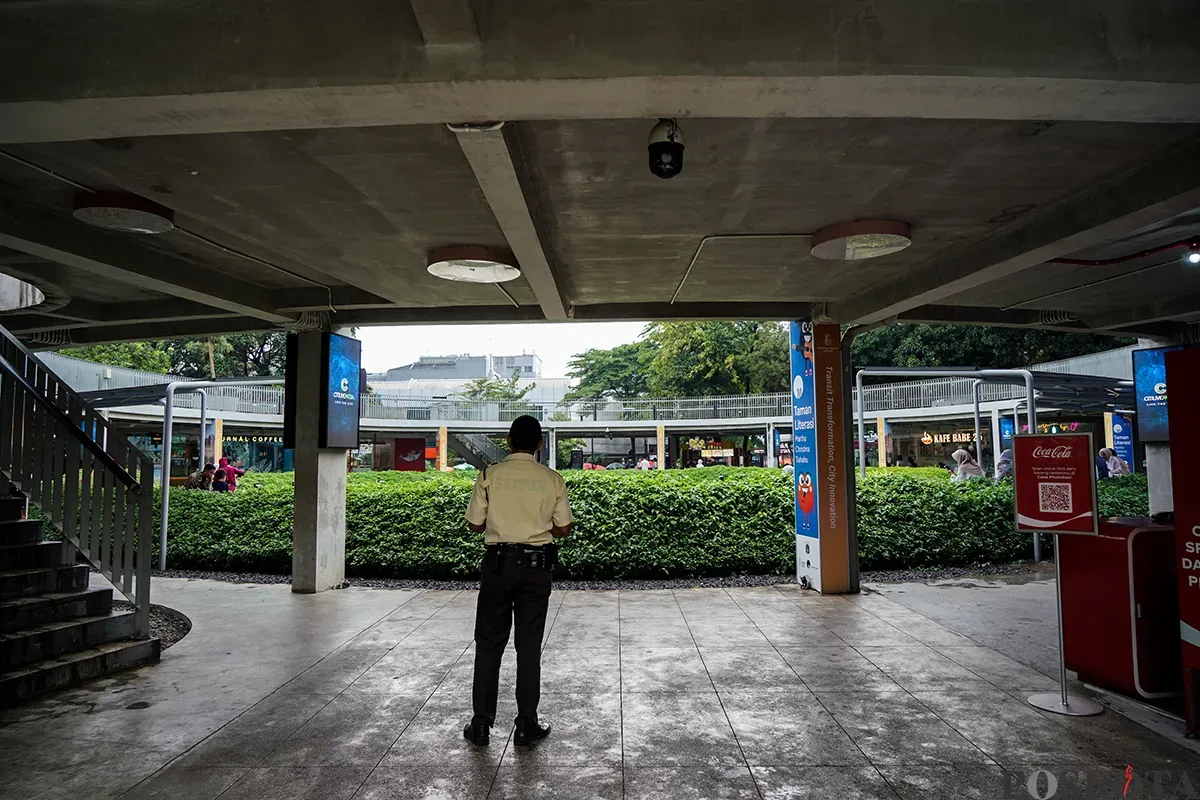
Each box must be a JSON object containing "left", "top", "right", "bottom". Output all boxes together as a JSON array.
[{"left": 156, "top": 469, "right": 1150, "bottom": 578}]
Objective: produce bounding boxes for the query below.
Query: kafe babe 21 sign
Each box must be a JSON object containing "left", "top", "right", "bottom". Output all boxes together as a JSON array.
[{"left": 1012, "top": 432, "right": 1099, "bottom": 535}]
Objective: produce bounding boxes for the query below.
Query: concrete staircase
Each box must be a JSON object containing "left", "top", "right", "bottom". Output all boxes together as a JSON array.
[{"left": 0, "top": 494, "right": 160, "bottom": 705}]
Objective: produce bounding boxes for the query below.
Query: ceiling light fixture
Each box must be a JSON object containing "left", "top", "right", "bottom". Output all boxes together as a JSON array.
[
  {"left": 73, "top": 192, "right": 175, "bottom": 234},
  {"left": 1188, "top": 246, "right": 1200, "bottom": 265},
  {"left": 427, "top": 246, "right": 521, "bottom": 284},
  {"left": 809, "top": 220, "right": 912, "bottom": 261}
]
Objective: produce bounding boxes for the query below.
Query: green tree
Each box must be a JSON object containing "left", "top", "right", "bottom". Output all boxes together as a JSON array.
[
  {"left": 60, "top": 342, "right": 171, "bottom": 373},
  {"left": 851, "top": 325, "right": 1134, "bottom": 370},
  {"left": 457, "top": 369, "right": 536, "bottom": 401},
  {"left": 738, "top": 321, "right": 790, "bottom": 394},
  {"left": 565, "top": 340, "right": 656, "bottom": 400},
  {"left": 165, "top": 333, "right": 288, "bottom": 378},
  {"left": 644, "top": 321, "right": 787, "bottom": 397}
]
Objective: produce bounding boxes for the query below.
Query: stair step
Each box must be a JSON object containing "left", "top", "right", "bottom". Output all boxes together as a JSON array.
[
  {"left": 0, "top": 611, "right": 136, "bottom": 670},
  {"left": 0, "top": 520, "right": 44, "bottom": 546},
  {"left": 0, "top": 497, "right": 26, "bottom": 523},
  {"left": 0, "top": 565, "right": 90, "bottom": 599},
  {"left": 0, "top": 588, "right": 113, "bottom": 634},
  {"left": 0, "top": 541, "right": 68, "bottom": 571},
  {"left": 0, "top": 638, "right": 161, "bottom": 706}
]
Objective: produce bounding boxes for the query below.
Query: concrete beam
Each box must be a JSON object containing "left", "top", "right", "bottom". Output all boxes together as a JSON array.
[
  {"left": 836, "top": 134, "right": 1200, "bottom": 324},
  {"left": 899, "top": 304, "right": 1184, "bottom": 340},
  {"left": 333, "top": 305, "right": 546, "bottom": 327},
  {"left": 1090, "top": 291, "right": 1200, "bottom": 330},
  {"left": 2, "top": 299, "right": 231, "bottom": 333},
  {"left": 570, "top": 302, "right": 814, "bottom": 322},
  {"left": 5, "top": 76, "right": 1200, "bottom": 144},
  {"left": 0, "top": 200, "right": 295, "bottom": 324},
  {"left": 409, "top": 0, "right": 480, "bottom": 48},
  {"left": 27, "top": 316, "right": 270, "bottom": 349},
  {"left": 451, "top": 124, "right": 567, "bottom": 320},
  {"left": 274, "top": 286, "right": 395, "bottom": 313}
]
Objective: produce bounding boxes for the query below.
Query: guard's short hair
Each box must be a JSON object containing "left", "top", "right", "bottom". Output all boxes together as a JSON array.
[
  {"left": 508, "top": 415, "right": 542, "bottom": 452},
  {"left": 203, "top": 463, "right": 216, "bottom": 471}
]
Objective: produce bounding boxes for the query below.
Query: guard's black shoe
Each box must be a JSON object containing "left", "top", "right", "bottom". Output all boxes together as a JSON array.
[
  {"left": 513, "top": 721, "right": 551, "bottom": 746},
  {"left": 463, "top": 720, "right": 490, "bottom": 746}
]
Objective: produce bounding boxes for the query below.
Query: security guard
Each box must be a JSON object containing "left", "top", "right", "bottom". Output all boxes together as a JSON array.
[{"left": 462, "top": 415, "right": 572, "bottom": 747}]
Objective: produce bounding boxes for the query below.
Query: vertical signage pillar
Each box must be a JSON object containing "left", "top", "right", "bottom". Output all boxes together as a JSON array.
[
  {"left": 656, "top": 425, "right": 666, "bottom": 470},
  {"left": 790, "top": 321, "right": 853, "bottom": 593},
  {"left": 1167, "top": 348, "right": 1200, "bottom": 734},
  {"left": 437, "top": 427, "right": 449, "bottom": 471},
  {"left": 876, "top": 417, "right": 887, "bottom": 467}
]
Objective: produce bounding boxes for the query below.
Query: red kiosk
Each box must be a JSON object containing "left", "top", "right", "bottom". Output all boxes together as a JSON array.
[{"left": 1167, "top": 347, "right": 1200, "bottom": 734}]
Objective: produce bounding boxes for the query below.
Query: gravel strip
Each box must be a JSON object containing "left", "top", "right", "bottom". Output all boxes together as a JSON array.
[
  {"left": 151, "top": 561, "right": 1043, "bottom": 591},
  {"left": 112, "top": 600, "right": 192, "bottom": 649}
]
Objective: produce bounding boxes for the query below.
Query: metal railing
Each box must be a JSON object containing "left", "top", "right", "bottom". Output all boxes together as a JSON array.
[
  {"left": 43, "top": 345, "right": 1137, "bottom": 427},
  {"left": 0, "top": 332, "right": 152, "bottom": 637}
]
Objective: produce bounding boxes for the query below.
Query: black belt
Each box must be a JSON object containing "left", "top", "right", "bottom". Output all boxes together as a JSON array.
[{"left": 485, "top": 542, "right": 557, "bottom": 572}]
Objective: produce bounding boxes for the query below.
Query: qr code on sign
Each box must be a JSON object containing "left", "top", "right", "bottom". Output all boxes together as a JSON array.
[{"left": 1038, "top": 482, "right": 1073, "bottom": 514}]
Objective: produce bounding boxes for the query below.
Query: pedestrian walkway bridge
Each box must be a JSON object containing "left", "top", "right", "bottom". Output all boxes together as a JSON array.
[{"left": 42, "top": 346, "right": 1137, "bottom": 436}]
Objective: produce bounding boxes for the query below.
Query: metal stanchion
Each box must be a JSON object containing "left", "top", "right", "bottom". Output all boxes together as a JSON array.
[{"left": 1027, "top": 531, "right": 1104, "bottom": 716}]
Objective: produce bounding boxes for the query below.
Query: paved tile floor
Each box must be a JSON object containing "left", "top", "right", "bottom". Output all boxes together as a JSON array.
[{"left": 2, "top": 579, "right": 1197, "bottom": 799}]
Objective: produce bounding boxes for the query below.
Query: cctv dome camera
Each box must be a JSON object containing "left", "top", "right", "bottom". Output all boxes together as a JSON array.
[{"left": 648, "top": 118, "right": 684, "bottom": 179}]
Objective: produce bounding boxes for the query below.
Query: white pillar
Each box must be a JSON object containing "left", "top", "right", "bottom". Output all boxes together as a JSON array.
[
  {"left": 292, "top": 330, "right": 347, "bottom": 593},
  {"left": 547, "top": 428, "right": 558, "bottom": 470},
  {"left": 1146, "top": 443, "right": 1173, "bottom": 515}
]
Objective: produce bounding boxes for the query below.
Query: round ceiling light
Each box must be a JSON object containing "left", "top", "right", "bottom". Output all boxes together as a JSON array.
[
  {"left": 810, "top": 220, "right": 912, "bottom": 261},
  {"left": 73, "top": 192, "right": 175, "bottom": 234},
  {"left": 427, "top": 246, "right": 520, "bottom": 284}
]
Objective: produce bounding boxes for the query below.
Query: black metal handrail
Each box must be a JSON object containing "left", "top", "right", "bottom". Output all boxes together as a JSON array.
[{"left": 0, "top": 352, "right": 141, "bottom": 491}]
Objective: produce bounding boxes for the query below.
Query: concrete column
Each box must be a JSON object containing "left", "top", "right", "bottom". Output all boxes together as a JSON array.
[
  {"left": 656, "top": 425, "right": 666, "bottom": 470},
  {"left": 437, "top": 427, "right": 448, "bottom": 471},
  {"left": 766, "top": 423, "right": 776, "bottom": 468},
  {"left": 547, "top": 428, "right": 557, "bottom": 470},
  {"left": 1146, "top": 443, "right": 1173, "bottom": 514},
  {"left": 292, "top": 330, "right": 346, "bottom": 594}
]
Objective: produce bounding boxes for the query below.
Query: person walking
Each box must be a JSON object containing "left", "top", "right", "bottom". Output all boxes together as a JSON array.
[{"left": 463, "top": 415, "right": 572, "bottom": 748}]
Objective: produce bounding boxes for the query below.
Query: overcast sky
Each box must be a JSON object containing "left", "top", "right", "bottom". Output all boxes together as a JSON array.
[{"left": 356, "top": 322, "right": 648, "bottom": 378}]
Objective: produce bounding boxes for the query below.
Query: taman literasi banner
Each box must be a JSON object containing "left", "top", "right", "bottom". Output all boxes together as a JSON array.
[{"left": 1013, "top": 432, "right": 1099, "bottom": 535}]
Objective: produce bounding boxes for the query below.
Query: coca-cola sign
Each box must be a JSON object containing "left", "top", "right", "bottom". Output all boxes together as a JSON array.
[
  {"left": 1031, "top": 445, "right": 1074, "bottom": 459},
  {"left": 1014, "top": 432, "right": 1098, "bottom": 536}
]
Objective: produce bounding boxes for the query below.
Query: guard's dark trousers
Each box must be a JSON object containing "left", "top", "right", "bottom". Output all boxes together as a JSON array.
[{"left": 471, "top": 552, "right": 552, "bottom": 728}]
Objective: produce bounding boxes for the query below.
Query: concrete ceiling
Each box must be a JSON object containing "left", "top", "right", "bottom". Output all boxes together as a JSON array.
[{"left": 1, "top": 0, "right": 1199, "bottom": 346}]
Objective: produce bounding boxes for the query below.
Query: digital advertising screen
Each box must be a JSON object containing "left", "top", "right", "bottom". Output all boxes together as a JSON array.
[
  {"left": 1132, "top": 346, "right": 1183, "bottom": 443},
  {"left": 320, "top": 333, "right": 362, "bottom": 449}
]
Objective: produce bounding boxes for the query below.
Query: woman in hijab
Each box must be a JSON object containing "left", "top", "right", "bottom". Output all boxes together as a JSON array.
[
  {"left": 951, "top": 448, "right": 985, "bottom": 481},
  {"left": 1100, "top": 447, "right": 1130, "bottom": 477},
  {"left": 218, "top": 456, "right": 246, "bottom": 492},
  {"left": 994, "top": 449, "right": 1014, "bottom": 481}
]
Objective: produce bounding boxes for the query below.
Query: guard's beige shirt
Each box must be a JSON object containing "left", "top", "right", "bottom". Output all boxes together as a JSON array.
[{"left": 465, "top": 453, "right": 572, "bottom": 545}]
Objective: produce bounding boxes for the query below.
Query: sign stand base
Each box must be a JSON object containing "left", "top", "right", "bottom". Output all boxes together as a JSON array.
[{"left": 1027, "top": 692, "right": 1104, "bottom": 716}]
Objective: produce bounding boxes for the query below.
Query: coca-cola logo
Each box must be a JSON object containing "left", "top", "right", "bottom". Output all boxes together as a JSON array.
[{"left": 1032, "top": 445, "right": 1073, "bottom": 458}]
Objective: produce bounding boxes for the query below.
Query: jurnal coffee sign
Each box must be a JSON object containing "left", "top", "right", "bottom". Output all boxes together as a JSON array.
[{"left": 1012, "top": 432, "right": 1098, "bottom": 535}]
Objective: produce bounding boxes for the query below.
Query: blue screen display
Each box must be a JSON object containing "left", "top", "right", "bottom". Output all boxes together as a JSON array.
[
  {"left": 323, "top": 333, "right": 361, "bottom": 449},
  {"left": 1132, "top": 346, "right": 1181, "bottom": 443}
]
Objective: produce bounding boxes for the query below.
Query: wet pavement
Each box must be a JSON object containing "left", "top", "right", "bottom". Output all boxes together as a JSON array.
[{"left": 1, "top": 577, "right": 1195, "bottom": 799}]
